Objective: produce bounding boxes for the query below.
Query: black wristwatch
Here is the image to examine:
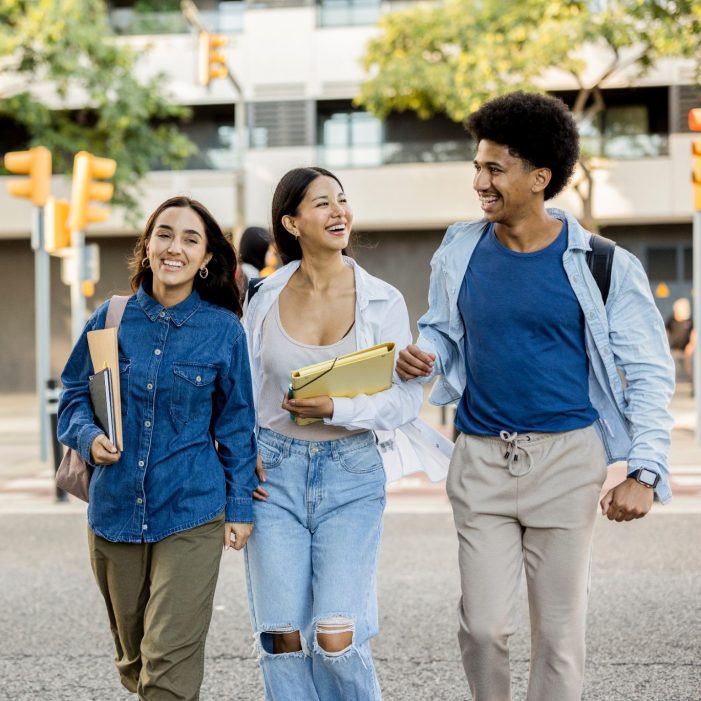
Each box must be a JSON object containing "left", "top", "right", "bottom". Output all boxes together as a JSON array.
[{"left": 628, "top": 468, "right": 659, "bottom": 489}]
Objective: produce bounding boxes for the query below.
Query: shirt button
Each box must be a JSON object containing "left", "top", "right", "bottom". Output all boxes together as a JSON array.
[
  {"left": 142, "top": 524, "right": 148, "bottom": 530},
  {"left": 159, "top": 310, "right": 166, "bottom": 317},
  {"left": 196, "top": 375, "right": 202, "bottom": 383},
  {"left": 154, "top": 349, "right": 161, "bottom": 356},
  {"left": 147, "top": 383, "right": 153, "bottom": 390},
  {"left": 145, "top": 421, "right": 151, "bottom": 428},
  {"left": 138, "top": 460, "right": 145, "bottom": 467},
  {"left": 136, "top": 498, "right": 143, "bottom": 504}
]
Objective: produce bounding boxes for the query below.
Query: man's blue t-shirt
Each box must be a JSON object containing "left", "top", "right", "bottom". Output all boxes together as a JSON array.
[{"left": 455, "top": 221, "right": 598, "bottom": 435}]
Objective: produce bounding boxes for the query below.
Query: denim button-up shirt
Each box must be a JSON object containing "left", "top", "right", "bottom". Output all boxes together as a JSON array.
[
  {"left": 58, "top": 286, "right": 258, "bottom": 542},
  {"left": 416, "top": 208, "right": 675, "bottom": 503}
]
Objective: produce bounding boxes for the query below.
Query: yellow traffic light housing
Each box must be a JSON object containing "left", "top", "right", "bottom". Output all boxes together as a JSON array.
[
  {"left": 44, "top": 197, "right": 71, "bottom": 254},
  {"left": 69, "top": 150, "right": 116, "bottom": 232},
  {"left": 4, "top": 146, "right": 52, "bottom": 207},
  {"left": 691, "top": 109, "right": 701, "bottom": 212},
  {"left": 692, "top": 139, "right": 701, "bottom": 212},
  {"left": 199, "top": 32, "right": 228, "bottom": 86}
]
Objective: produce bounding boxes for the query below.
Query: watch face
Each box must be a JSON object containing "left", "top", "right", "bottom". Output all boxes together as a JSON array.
[{"left": 639, "top": 468, "right": 657, "bottom": 486}]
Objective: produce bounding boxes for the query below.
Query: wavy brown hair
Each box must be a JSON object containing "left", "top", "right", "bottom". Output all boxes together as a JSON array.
[{"left": 128, "top": 196, "right": 242, "bottom": 317}]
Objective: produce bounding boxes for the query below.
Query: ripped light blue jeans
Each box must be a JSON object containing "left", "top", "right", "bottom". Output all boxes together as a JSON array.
[{"left": 244, "top": 427, "right": 386, "bottom": 701}]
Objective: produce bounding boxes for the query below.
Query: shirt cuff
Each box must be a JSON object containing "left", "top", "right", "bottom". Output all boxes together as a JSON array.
[
  {"left": 78, "top": 424, "right": 104, "bottom": 467},
  {"left": 226, "top": 496, "right": 253, "bottom": 524},
  {"left": 324, "top": 396, "right": 354, "bottom": 426}
]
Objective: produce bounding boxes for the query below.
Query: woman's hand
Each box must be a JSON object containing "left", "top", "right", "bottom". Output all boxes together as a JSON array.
[
  {"left": 253, "top": 454, "right": 269, "bottom": 501},
  {"left": 224, "top": 522, "right": 253, "bottom": 551},
  {"left": 281, "top": 393, "right": 334, "bottom": 420},
  {"left": 90, "top": 434, "right": 120, "bottom": 465}
]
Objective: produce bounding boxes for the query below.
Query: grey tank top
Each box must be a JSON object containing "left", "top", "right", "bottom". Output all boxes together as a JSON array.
[{"left": 257, "top": 298, "right": 365, "bottom": 441}]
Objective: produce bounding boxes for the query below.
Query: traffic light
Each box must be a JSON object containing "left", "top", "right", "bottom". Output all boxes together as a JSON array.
[
  {"left": 69, "top": 150, "right": 116, "bottom": 232},
  {"left": 691, "top": 109, "right": 701, "bottom": 212},
  {"left": 44, "top": 197, "right": 71, "bottom": 254},
  {"left": 3, "top": 146, "right": 52, "bottom": 207},
  {"left": 198, "top": 32, "right": 228, "bottom": 86}
]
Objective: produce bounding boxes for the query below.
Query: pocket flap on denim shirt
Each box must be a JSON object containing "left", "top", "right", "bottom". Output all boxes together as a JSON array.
[{"left": 173, "top": 362, "right": 217, "bottom": 387}]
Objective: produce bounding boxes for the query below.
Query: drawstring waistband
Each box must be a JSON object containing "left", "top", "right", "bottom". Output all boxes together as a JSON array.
[{"left": 499, "top": 431, "right": 534, "bottom": 477}]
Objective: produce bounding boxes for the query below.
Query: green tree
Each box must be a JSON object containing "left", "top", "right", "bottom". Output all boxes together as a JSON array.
[
  {"left": 358, "top": 0, "right": 701, "bottom": 229},
  {"left": 0, "top": 0, "right": 196, "bottom": 221}
]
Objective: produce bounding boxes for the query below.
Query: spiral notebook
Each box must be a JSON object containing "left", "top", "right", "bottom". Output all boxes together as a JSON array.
[{"left": 289, "top": 342, "right": 396, "bottom": 425}]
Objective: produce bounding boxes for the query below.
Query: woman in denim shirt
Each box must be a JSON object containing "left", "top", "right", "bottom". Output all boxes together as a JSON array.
[
  {"left": 58, "top": 197, "right": 257, "bottom": 700},
  {"left": 242, "top": 168, "right": 422, "bottom": 700}
]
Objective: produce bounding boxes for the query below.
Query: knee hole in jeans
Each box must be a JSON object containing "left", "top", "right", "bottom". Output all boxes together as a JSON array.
[
  {"left": 316, "top": 617, "right": 355, "bottom": 655},
  {"left": 260, "top": 629, "right": 303, "bottom": 654}
]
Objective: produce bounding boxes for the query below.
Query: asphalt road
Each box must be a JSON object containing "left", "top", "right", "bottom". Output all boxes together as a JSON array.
[{"left": 1, "top": 512, "right": 699, "bottom": 701}]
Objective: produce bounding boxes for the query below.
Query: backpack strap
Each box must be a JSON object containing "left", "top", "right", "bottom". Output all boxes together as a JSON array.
[
  {"left": 105, "top": 295, "right": 130, "bottom": 329},
  {"left": 586, "top": 234, "right": 616, "bottom": 305}
]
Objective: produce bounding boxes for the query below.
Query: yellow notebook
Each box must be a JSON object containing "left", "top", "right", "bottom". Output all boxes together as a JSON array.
[
  {"left": 87, "top": 327, "right": 124, "bottom": 451},
  {"left": 289, "top": 342, "right": 395, "bottom": 425}
]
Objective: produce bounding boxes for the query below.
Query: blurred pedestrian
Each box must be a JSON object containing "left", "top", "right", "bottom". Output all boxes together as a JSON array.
[
  {"left": 666, "top": 297, "right": 694, "bottom": 390},
  {"left": 239, "top": 225, "right": 271, "bottom": 282},
  {"left": 397, "top": 92, "right": 675, "bottom": 701},
  {"left": 57, "top": 196, "right": 257, "bottom": 700}
]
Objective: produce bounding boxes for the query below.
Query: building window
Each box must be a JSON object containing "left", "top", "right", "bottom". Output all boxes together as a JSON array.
[
  {"left": 317, "top": 0, "right": 381, "bottom": 27},
  {"left": 319, "top": 110, "right": 383, "bottom": 168}
]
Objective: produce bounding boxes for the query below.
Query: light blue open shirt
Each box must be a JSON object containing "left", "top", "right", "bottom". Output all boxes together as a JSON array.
[{"left": 416, "top": 208, "right": 675, "bottom": 503}]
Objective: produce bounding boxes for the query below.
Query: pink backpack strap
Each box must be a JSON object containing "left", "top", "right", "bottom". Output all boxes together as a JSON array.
[{"left": 105, "top": 295, "right": 130, "bottom": 329}]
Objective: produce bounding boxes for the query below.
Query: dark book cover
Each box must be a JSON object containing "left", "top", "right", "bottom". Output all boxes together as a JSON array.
[{"left": 89, "top": 367, "right": 116, "bottom": 446}]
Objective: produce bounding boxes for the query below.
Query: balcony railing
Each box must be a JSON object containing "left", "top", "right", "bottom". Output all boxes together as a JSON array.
[
  {"left": 109, "top": 5, "right": 244, "bottom": 35},
  {"left": 580, "top": 133, "right": 669, "bottom": 159}
]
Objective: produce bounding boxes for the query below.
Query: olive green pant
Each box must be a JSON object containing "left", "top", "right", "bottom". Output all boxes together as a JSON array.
[{"left": 88, "top": 515, "right": 224, "bottom": 701}]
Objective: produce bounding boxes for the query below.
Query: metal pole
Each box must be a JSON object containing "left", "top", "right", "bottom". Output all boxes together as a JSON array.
[
  {"left": 31, "top": 206, "right": 50, "bottom": 462},
  {"left": 47, "top": 379, "right": 67, "bottom": 501},
  {"left": 694, "top": 211, "right": 701, "bottom": 446},
  {"left": 181, "top": 0, "right": 246, "bottom": 238},
  {"left": 70, "top": 232, "right": 87, "bottom": 344}
]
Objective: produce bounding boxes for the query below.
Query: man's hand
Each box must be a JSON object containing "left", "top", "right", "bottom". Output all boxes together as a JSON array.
[
  {"left": 90, "top": 434, "right": 120, "bottom": 465},
  {"left": 224, "top": 522, "right": 253, "bottom": 551},
  {"left": 282, "top": 393, "right": 334, "bottom": 420},
  {"left": 396, "top": 344, "right": 436, "bottom": 381},
  {"left": 600, "top": 478, "right": 654, "bottom": 522}
]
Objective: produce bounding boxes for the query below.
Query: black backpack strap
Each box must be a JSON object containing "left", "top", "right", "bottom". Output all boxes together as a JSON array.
[
  {"left": 246, "top": 277, "right": 264, "bottom": 304},
  {"left": 586, "top": 234, "right": 616, "bottom": 305}
]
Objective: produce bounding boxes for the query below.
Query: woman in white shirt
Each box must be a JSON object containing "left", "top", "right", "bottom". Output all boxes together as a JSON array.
[{"left": 243, "top": 167, "right": 422, "bottom": 701}]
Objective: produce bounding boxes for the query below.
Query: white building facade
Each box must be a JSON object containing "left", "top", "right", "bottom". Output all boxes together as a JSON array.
[{"left": 1, "top": 0, "right": 699, "bottom": 390}]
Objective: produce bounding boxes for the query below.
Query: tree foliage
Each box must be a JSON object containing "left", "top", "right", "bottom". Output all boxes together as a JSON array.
[
  {"left": 0, "top": 0, "right": 196, "bottom": 221},
  {"left": 358, "top": 0, "right": 701, "bottom": 226}
]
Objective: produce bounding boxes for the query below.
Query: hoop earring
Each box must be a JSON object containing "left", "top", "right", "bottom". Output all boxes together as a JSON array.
[
  {"left": 198, "top": 265, "right": 209, "bottom": 279},
  {"left": 141, "top": 257, "right": 150, "bottom": 269}
]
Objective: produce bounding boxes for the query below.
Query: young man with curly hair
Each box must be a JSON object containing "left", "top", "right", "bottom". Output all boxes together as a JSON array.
[{"left": 397, "top": 91, "right": 674, "bottom": 701}]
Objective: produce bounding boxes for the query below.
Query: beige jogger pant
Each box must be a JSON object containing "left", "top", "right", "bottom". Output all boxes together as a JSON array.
[
  {"left": 88, "top": 514, "right": 224, "bottom": 701},
  {"left": 446, "top": 424, "right": 607, "bottom": 701}
]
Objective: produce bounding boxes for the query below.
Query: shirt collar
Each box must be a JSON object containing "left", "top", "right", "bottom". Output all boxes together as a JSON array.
[
  {"left": 546, "top": 207, "right": 591, "bottom": 252},
  {"left": 137, "top": 284, "right": 202, "bottom": 326}
]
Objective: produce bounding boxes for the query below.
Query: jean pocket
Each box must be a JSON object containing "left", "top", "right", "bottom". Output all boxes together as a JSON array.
[
  {"left": 171, "top": 362, "right": 218, "bottom": 424},
  {"left": 338, "top": 445, "right": 384, "bottom": 474},
  {"left": 258, "top": 443, "right": 283, "bottom": 470},
  {"left": 119, "top": 358, "right": 131, "bottom": 418}
]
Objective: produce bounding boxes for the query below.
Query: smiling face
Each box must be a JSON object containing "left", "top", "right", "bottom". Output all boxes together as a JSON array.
[
  {"left": 146, "top": 206, "right": 212, "bottom": 306},
  {"left": 473, "top": 139, "right": 551, "bottom": 226},
  {"left": 282, "top": 175, "right": 353, "bottom": 256}
]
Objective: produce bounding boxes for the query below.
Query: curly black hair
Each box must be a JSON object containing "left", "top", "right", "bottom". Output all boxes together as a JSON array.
[{"left": 465, "top": 91, "right": 579, "bottom": 201}]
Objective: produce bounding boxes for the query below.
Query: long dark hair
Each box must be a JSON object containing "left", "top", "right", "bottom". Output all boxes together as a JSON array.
[
  {"left": 271, "top": 167, "right": 350, "bottom": 265},
  {"left": 128, "top": 196, "right": 243, "bottom": 317}
]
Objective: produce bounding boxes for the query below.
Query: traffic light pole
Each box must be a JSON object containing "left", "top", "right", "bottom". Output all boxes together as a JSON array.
[
  {"left": 31, "top": 206, "right": 50, "bottom": 462},
  {"left": 694, "top": 211, "right": 701, "bottom": 446},
  {"left": 69, "top": 231, "right": 87, "bottom": 344}
]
